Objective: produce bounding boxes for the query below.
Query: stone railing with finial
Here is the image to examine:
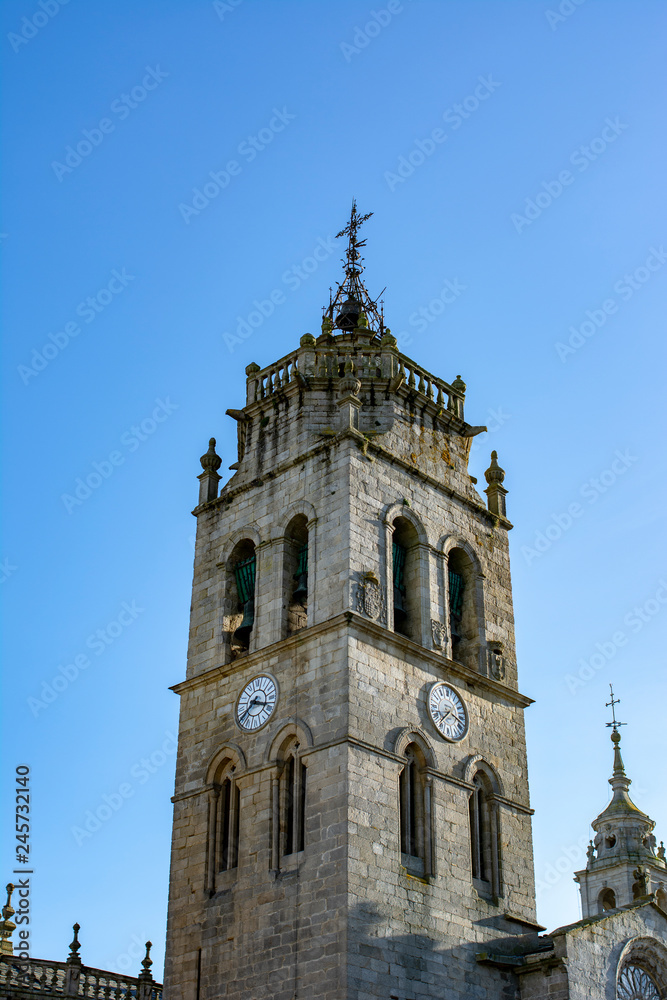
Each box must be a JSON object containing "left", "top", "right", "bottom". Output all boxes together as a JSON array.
[
  {"left": 0, "top": 883, "right": 16, "bottom": 957},
  {"left": 243, "top": 332, "right": 466, "bottom": 420},
  {"left": 0, "top": 925, "right": 162, "bottom": 999}
]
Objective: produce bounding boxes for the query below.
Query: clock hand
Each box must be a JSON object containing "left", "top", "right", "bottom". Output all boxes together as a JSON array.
[{"left": 239, "top": 696, "right": 261, "bottom": 723}]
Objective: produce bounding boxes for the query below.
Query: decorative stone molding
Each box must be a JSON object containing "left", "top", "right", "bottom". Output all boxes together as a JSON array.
[
  {"left": 486, "top": 642, "right": 506, "bottom": 681},
  {"left": 430, "top": 619, "right": 447, "bottom": 650},
  {"left": 354, "top": 572, "right": 387, "bottom": 624}
]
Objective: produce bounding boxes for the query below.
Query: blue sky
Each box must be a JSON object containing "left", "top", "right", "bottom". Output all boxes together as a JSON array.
[{"left": 1, "top": 0, "right": 666, "bottom": 979}]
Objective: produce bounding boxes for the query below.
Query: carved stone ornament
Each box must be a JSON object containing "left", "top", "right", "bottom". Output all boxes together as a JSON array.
[
  {"left": 430, "top": 620, "right": 447, "bottom": 649},
  {"left": 487, "top": 644, "right": 506, "bottom": 681},
  {"left": 354, "top": 573, "right": 386, "bottom": 624}
]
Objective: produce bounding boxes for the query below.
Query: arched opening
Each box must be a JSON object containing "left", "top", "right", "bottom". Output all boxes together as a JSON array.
[
  {"left": 598, "top": 887, "right": 616, "bottom": 912},
  {"left": 399, "top": 742, "right": 431, "bottom": 875},
  {"left": 656, "top": 885, "right": 667, "bottom": 911},
  {"left": 469, "top": 770, "right": 500, "bottom": 897},
  {"left": 280, "top": 739, "right": 307, "bottom": 857},
  {"left": 228, "top": 539, "right": 256, "bottom": 657},
  {"left": 284, "top": 515, "right": 308, "bottom": 636},
  {"left": 392, "top": 517, "right": 420, "bottom": 639},
  {"left": 447, "top": 547, "right": 478, "bottom": 664},
  {"left": 207, "top": 754, "right": 243, "bottom": 891}
]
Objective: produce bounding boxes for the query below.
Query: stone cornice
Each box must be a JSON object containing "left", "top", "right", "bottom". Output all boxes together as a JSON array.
[
  {"left": 171, "top": 611, "right": 533, "bottom": 708},
  {"left": 193, "top": 427, "right": 511, "bottom": 531}
]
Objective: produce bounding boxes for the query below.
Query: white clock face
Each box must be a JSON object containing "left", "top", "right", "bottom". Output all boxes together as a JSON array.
[
  {"left": 428, "top": 682, "right": 468, "bottom": 741},
  {"left": 236, "top": 675, "right": 278, "bottom": 731}
]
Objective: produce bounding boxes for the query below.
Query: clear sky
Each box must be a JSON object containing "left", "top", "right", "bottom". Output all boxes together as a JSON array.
[{"left": 1, "top": 0, "right": 666, "bottom": 981}]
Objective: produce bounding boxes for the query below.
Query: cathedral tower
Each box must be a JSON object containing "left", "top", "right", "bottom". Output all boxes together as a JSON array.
[
  {"left": 163, "top": 207, "right": 542, "bottom": 1000},
  {"left": 575, "top": 691, "right": 667, "bottom": 918}
]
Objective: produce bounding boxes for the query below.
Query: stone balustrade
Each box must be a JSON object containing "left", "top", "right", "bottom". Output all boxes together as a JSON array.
[
  {"left": 0, "top": 956, "right": 162, "bottom": 999},
  {"left": 244, "top": 342, "right": 465, "bottom": 419}
]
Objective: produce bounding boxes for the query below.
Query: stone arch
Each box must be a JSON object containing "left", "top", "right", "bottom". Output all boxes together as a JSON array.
[
  {"left": 463, "top": 754, "right": 504, "bottom": 797},
  {"left": 219, "top": 525, "right": 262, "bottom": 562},
  {"left": 438, "top": 533, "right": 486, "bottom": 668},
  {"left": 206, "top": 742, "right": 246, "bottom": 784},
  {"left": 265, "top": 718, "right": 314, "bottom": 763},
  {"left": 393, "top": 726, "right": 436, "bottom": 769},
  {"left": 382, "top": 501, "right": 430, "bottom": 546},
  {"left": 383, "top": 504, "right": 430, "bottom": 643},
  {"left": 598, "top": 886, "right": 617, "bottom": 912},
  {"left": 277, "top": 500, "right": 318, "bottom": 534},
  {"left": 616, "top": 936, "right": 667, "bottom": 997}
]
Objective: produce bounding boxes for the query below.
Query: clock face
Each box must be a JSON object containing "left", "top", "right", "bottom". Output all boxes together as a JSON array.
[
  {"left": 428, "top": 682, "right": 468, "bottom": 741},
  {"left": 236, "top": 675, "right": 278, "bottom": 731}
]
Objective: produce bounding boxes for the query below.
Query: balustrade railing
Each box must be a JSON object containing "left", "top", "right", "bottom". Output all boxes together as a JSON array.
[
  {"left": 0, "top": 957, "right": 162, "bottom": 999},
  {"left": 245, "top": 345, "right": 464, "bottom": 417}
]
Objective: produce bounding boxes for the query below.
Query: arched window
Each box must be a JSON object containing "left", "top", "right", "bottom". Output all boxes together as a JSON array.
[
  {"left": 598, "top": 887, "right": 616, "bottom": 912},
  {"left": 284, "top": 515, "right": 308, "bottom": 636},
  {"left": 399, "top": 742, "right": 431, "bottom": 876},
  {"left": 447, "top": 547, "right": 479, "bottom": 665},
  {"left": 206, "top": 753, "right": 243, "bottom": 892},
  {"left": 469, "top": 770, "right": 500, "bottom": 898},
  {"left": 617, "top": 964, "right": 661, "bottom": 999},
  {"left": 219, "top": 773, "right": 240, "bottom": 871},
  {"left": 228, "top": 539, "right": 256, "bottom": 657},
  {"left": 392, "top": 517, "right": 420, "bottom": 639},
  {"left": 281, "top": 742, "right": 307, "bottom": 857}
]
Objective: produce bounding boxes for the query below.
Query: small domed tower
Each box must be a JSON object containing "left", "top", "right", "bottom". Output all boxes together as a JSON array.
[{"left": 575, "top": 688, "right": 667, "bottom": 917}]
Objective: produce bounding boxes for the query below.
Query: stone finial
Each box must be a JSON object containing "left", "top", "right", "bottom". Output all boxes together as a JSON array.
[
  {"left": 484, "top": 452, "right": 508, "bottom": 519},
  {"left": 380, "top": 331, "right": 397, "bottom": 349},
  {"left": 357, "top": 311, "right": 368, "bottom": 329},
  {"left": 321, "top": 315, "right": 333, "bottom": 336},
  {"left": 484, "top": 451, "right": 505, "bottom": 485},
  {"left": 245, "top": 362, "right": 260, "bottom": 376},
  {"left": 139, "top": 941, "right": 154, "bottom": 980},
  {"left": 451, "top": 374, "right": 466, "bottom": 395},
  {"left": 658, "top": 842, "right": 666, "bottom": 861},
  {"left": 67, "top": 923, "right": 82, "bottom": 965},
  {"left": 200, "top": 438, "right": 222, "bottom": 474},
  {"left": 300, "top": 333, "right": 316, "bottom": 347},
  {"left": 198, "top": 439, "right": 222, "bottom": 505},
  {"left": 0, "top": 884, "right": 16, "bottom": 955}
]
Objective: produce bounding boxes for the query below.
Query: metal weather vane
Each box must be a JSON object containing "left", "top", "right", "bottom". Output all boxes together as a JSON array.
[
  {"left": 605, "top": 684, "right": 626, "bottom": 733},
  {"left": 325, "top": 200, "right": 385, "bottom": 336}
]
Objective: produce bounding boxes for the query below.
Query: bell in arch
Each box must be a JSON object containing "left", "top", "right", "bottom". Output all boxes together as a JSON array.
[
  {"left": 335, "top": 295, "right": 361, "bottom": 330},
  {"left": 234, "top": 599, "right": 255, "bottom": 647}
]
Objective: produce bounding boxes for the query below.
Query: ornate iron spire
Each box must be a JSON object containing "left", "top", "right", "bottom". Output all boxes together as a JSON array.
[{"left": 326, "top": 201, "right": 385, "bottom": 336}]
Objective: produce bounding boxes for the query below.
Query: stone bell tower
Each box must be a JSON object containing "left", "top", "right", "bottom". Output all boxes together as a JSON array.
[
  {"left": 575, "top": 689, "right": 667, "bottom": 917},
  {"left": 163, "top": 205, "right": 542, "bottom": 1000}
]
